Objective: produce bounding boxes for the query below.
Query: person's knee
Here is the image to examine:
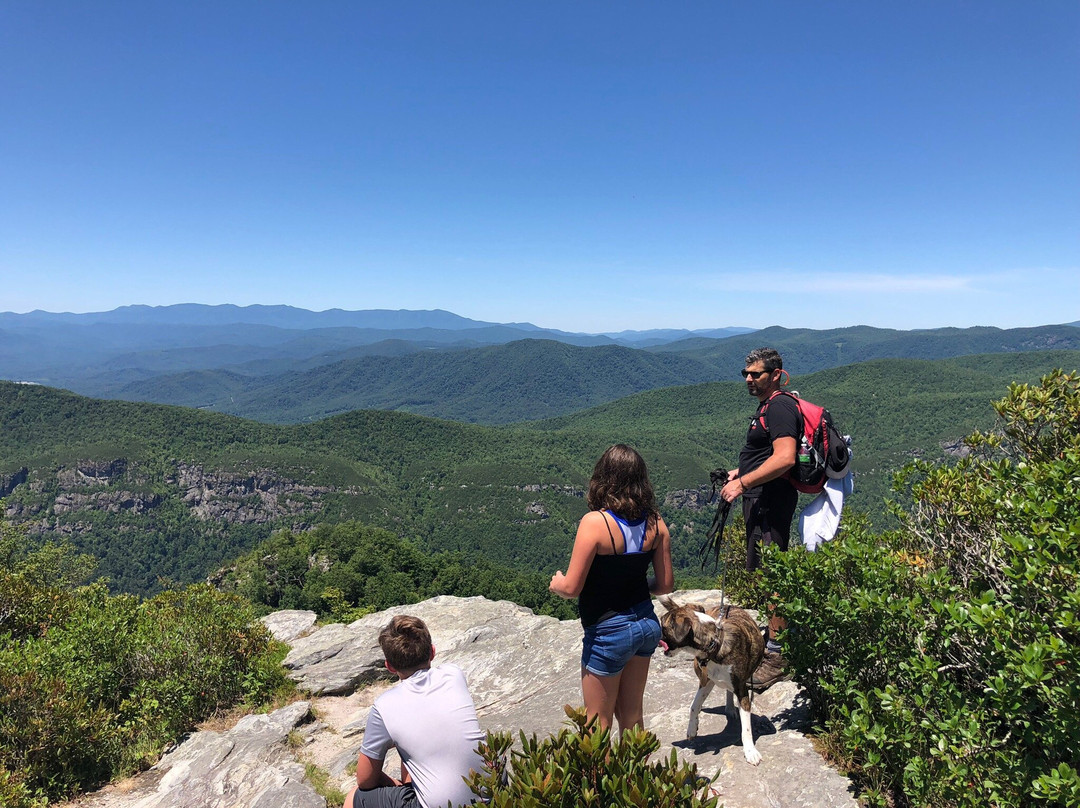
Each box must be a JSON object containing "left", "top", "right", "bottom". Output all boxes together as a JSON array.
[
  {"left": 615, "top": 705, "right": 644, "bottom": 730},
  {"left": 342, "top": 786, "right": 357, "bottom": 808}
]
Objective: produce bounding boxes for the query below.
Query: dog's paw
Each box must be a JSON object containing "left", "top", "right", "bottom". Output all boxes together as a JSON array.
[
  {"left": 743, "top": 745, "right": 762, "bottom": 766},
  {"left": 686, "top": 719, "right": 699, "bottom": 739}
]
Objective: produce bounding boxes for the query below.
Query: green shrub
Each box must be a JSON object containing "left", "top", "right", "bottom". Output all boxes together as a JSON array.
[
  {"left": 466, "top": 706, "right": 719, "bottom": 808},
  {"left": 0, "top": 530, "right": 293, "bottom": 803},
  {"left": 0, "top": 764, "right": 39, "bottom": 808},
  {"left": 764, "top": 370, "right": 1080, "bottom": 807}
]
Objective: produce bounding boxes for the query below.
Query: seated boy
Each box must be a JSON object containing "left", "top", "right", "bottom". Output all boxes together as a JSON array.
[{"left": 343, "top": 615, "right": 486, "bottom": 808}]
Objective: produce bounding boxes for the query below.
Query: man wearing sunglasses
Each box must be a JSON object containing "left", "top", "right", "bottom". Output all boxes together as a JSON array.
[{"left": 718, "top": 347, "right": 798, "bottom": 690}]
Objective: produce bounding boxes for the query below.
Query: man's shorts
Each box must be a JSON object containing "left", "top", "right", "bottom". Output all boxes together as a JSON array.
[
  {"left": 743, "top": 484, "right": 798, "bottom": 572},
  {"left": 353, "top": 784, "right": 421, "bottom": 808},
  {"left": 581, "top": 599, "right": 662, "bottom": 676}
]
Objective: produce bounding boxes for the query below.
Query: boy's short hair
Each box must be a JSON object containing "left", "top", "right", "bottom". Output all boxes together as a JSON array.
[{"left": 378, "top": 615, "right": 432, "bottom": 672}]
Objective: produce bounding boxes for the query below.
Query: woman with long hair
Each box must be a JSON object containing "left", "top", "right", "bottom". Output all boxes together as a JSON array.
[{"left": 549, "top": 444, "right": 674, "bottom": 731}]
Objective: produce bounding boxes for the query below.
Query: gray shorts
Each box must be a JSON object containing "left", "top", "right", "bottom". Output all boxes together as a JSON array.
[{"left": 353, "top": 784, "right": 421, "bottom": 808}]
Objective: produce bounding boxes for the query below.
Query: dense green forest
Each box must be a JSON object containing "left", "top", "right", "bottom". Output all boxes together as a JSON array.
[
  {"left": 2, "top": 350, "right": 1078, "bottom": 597},
  {"left": 215, "top": 521, "right": 580, "bottom": 620}
]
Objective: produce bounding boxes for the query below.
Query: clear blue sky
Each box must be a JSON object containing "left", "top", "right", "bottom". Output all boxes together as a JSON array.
[{"left": 2, "top": 2, "right": 1077, "bottom": 332}]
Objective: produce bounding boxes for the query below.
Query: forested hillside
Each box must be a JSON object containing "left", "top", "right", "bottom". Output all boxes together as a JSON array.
[
  {"left": 115, "top": 339, "right": 722, "bottom": 424},
  {"left": 109, "top": 324, "right": 1080, "bottom": 424},
  {"left": 2, "top": 350, "right": 1077, "bottom": 597}
]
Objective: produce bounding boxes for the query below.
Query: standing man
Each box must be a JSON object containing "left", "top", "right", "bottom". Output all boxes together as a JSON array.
[
  {"left": 720, "top": 347, "right": 797, "bottom": 690},
  {"left": 344, "top": 615, "right": 485, "bottom": 808}
]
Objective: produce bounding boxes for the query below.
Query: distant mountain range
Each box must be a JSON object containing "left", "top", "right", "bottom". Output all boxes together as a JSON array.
[
  {"left": 0, "top": 304, "right": 752, "bottom": 391},
  {"left": 2, "top": 305, "right": 1078, "bottom": 425},
  {"left": 3, "top": 304, "right": 756, "bottom": 341}
]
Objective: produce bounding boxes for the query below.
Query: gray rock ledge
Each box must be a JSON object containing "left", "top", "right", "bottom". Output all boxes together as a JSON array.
[{"left": 64, "top": 592, "right": 859, "bottom": 808}]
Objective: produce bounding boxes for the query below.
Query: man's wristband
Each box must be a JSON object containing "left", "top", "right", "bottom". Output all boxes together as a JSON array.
[{"left": 738, "top": 477, "right": 747, "bottom": 493}]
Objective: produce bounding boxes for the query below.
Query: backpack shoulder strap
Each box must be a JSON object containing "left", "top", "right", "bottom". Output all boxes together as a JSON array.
[{"left": 756, "top": 390, "right": 797, "bottom": 434}]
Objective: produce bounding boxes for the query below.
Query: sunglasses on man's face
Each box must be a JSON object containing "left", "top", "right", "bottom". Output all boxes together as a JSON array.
[{"left": 740, "top": 369, "right": 771, "bottom": 379}]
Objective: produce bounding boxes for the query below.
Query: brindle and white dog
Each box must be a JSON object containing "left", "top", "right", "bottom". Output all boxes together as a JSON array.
[{"left": 658, "top": 595, "right": 765, "bottom": 765}]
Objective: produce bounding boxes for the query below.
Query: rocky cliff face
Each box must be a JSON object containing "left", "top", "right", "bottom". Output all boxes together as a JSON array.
[
  {"left": 0, "top": 466, "right": 28, "bottom": 498},
  {"left": 664, "top": 484, "right": 714, "bottom": 511},
  {"left": 63, "top": 592, "right": 859, "bottom": 808},
  {"left": 3, "top": 458, "right": 358, "bottom": 531}
]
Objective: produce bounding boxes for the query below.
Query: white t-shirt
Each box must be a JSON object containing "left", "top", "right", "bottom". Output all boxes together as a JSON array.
[{"left": 360, "top": 664, "right": 485, "bottom": 808}]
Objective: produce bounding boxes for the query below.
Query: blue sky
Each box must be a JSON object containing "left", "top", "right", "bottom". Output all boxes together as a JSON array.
[{"left": 2, "top": 2, "right": 1077, "bottom": 332}]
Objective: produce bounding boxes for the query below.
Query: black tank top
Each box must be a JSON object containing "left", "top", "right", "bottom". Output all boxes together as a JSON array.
[{"left": 578, "top": 511, "right": 655, "bottom": 627}]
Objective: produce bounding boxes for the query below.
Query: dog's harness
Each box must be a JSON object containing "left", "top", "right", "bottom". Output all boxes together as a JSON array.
[{"left": 699, "top": 635, "right": 724, "bottom": 661}]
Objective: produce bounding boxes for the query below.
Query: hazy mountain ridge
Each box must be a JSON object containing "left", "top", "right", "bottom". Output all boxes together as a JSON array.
[
  {"left": 0, "top": 321, "right": 613, "bottom": 388},
  {"left": 4, "top": 306, "right": 1077, "bottom": 424},
  {"left": 0, "top": 304, "right": 494, "bottom": 330},
  {"left": 105, "top": 323, "right": 1080, "bottom": 425},
  {"left": 654, "top": 323, "right": 1080, "bottom": 367},
  {"left": 0, "top": 304, "right": 752, "bottom": 342}
]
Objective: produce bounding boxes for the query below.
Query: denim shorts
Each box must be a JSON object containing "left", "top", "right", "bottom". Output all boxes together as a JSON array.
[{"left": 581, "top": 600, "right": 662, "bottom": 676}]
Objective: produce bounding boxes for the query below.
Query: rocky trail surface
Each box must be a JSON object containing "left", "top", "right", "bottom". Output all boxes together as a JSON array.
[{"left": 63, "top": 592, "right": 859, "bottom": 808}]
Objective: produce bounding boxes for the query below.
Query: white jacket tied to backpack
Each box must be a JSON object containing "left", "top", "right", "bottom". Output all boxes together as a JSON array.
[{"left": 799, "top": 439, "right": 853, "bottom": 551}]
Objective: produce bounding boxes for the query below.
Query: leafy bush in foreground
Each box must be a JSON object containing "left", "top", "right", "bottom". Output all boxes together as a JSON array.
[
  {"left": 0, "top": 524, "right": 292, "bottom": 806},
  {"left": 466, "top": 706, "right": 719, "bottom": 808},
  {"left": 765, "top": 370, "right": 1080, "bottom": 807}
]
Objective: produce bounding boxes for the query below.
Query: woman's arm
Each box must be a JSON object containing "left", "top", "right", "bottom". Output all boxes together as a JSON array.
[
  {"left": 549, "top": 511, "right": 603, "bottom": 599},
  {"left": 649, "top": 517, "right": 675, "bottom": 595}
]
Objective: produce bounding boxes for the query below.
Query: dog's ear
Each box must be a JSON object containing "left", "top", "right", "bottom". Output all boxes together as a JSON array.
[
  {"left": 690, "top": 604, "right": 706, "bottom": 613},
  {"left": 666, "top": 611, "right": 694, "bottom": 647},
  {"left": 658, "top": 595, "right": 678, "bottom": 613}
]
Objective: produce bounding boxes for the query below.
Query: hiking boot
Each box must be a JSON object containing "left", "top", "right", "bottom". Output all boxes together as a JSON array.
[{"left": 750, "top": 650, "right": 791, "bottom": 692}]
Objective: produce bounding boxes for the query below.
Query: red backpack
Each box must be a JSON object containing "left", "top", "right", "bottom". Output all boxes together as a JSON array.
[{"left": 758, "top": 390, "right": 851, "bottom": 494}]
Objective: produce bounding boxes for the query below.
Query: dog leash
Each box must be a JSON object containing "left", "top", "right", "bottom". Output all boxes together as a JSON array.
[{"left": 700, "top": 469, "right": 732, "bottom": 612}]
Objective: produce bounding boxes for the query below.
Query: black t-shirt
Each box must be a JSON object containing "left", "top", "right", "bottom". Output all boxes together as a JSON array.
[{"left": 738, "top": 392, "right": 800, "bottom": 491}]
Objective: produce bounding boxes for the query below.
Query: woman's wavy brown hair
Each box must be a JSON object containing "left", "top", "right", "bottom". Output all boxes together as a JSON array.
[{"left": 586, "top": 444, "right": 659, "bottom": 523}]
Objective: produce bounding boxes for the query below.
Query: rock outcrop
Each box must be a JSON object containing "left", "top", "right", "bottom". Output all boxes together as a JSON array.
[
  {"left": 170, "top": 462, "right": 356, "bottom": 524},
  {"left": 7, "top": 459, "right": 365, "bottom": 535},
  {"left": 664, "top": 485, "right": 714, "bottom": 511},
  {"left": 0, "top": 465, "right": 28, "bottom": 498},
  {"left": 62, "top": 592, "right": 860, "bottom": 808},
  {"left": 57, "top": 459, "right": 129, "bottom": 489},
  {"left": 64, "top": 702, "right": 323, "bottom": 808}
]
